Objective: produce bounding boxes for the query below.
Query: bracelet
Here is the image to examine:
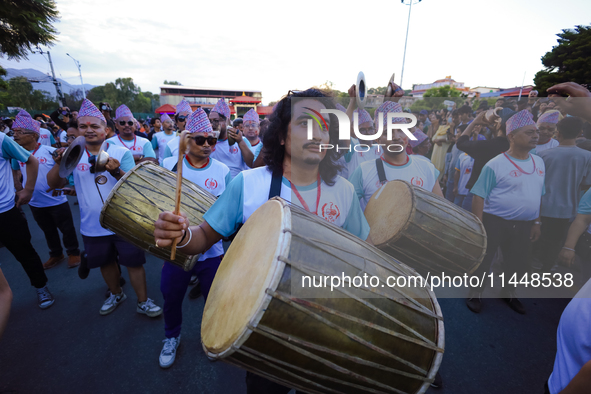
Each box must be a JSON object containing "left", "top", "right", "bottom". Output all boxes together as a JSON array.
[
  {"left": 178, "top": 229, "right": 188, "bottom": 245},
  {"left": 562, "top": 247, "right": 575, "bottom": 252},
  {"left": 176, "top": 228, "right": 192, "bottom": 249},
  {"left": 534, "top": 221, "right": 542, "bottom": 225}
]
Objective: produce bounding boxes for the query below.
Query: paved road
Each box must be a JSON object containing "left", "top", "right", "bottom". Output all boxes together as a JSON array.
[{"left": 0, "top": 198, "right": 571, "bottom": 393}]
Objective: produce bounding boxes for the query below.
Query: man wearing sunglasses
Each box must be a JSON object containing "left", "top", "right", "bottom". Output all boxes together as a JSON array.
[
  {"left": 107, "top": 104, "right": 157, "bottom": 164},
  {"left": 158, "top": 108, "right": 230, "bottom": 369},
  {"left": 11, "top": 112, "right": 81, "bottom": 270},
  {"left": 151, "top": 113, "right": 175, "bottom": 165},
  {"left": 162, "top": 100, "right": 193, "bottom": 161},
  {"left": 1, "top": 110, "right": 57, "bottom": 310},
  {"left": 48, "top": 99, "right": 162, "bottom": 318},
  {"left": 209, "top": 99, "right": 254, "bottom": 179}
]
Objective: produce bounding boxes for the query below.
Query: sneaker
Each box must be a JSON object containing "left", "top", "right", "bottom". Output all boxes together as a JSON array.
[
  {"left": 104, "top": 277, "right": 126, "bottom": 298},
  {"left": 188, "top": 283, "right": 202, "bottom": 300},
  {"left": 78, "top": 251, "right": 90, "bottom": 280},
  {"left": 137, "top": 298, "right": 162, "bottom": 317},
  {"left": 189, "top": 275, "right": 198, "bottom": 286},
  {"left": 466, "top": 291, "right": 482, "bottom": 314},
  {"left": 36, "top": 286, "right": 55, "bottom": 309},
  {"left": 100, "top": 291, "right": 127, "bottom": 315},
  {"left": 43, "top": 255, "right": 64, "bottom": 270},
  {"left": 67, "top": 254, "right": 81, "bottom": 268},
  {"left": 503, "top": 296, "right": 526, "bottom": 315},
  {"left": 159, "top": 336, "right": 181, "bottom": 368}
]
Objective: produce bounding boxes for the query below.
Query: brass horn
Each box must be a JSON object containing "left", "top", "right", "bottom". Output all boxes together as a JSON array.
[
  {"left": 57, "top": 136, "right": 86, "bottom": 178},
  {"left": 356, "top": 71, "right": 367, "bottom": 110}
]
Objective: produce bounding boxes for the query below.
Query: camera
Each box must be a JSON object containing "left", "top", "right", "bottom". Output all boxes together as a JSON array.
[
  {"left": 100, "top": 102, "right": 112, "bottom": 112},
  {"left": 58, "top": 108, "right": 71, "bottom": 121}
]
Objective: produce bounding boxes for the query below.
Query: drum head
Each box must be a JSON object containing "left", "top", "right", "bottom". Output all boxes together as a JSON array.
[
  {"left": 365, "top": 180, "right": 414, "bottom": 246},
  {"left": 202, "top": 199, "right": 288, "bottom": 355}
]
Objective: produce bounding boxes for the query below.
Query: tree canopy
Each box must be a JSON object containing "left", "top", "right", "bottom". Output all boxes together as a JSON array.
[
  {"left": 533, "top": 25, "right": 591, "bottom": 94},
  {"left": 410, "top": 86, "right": 463, "bottom": 112},
  {"left": 86, "top": 78, "right": 159, "bottom": 113},
  {"left": 163, "top": 80, "right": 182, "bottom": 85},
  {"left": 0, "top": 76, "right": 57, "bottom": 110}
]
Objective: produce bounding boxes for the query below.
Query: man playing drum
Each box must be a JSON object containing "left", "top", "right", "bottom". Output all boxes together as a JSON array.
[
  {"left": 350, "top": 100, "right": 444, "bottom": 211},
  {"left": 47, "top": 99, "right": 162, "bottom": 317},
  {"left": 153, "top": 88, "right": 370, "bottom": 393},
  {"left": 467, "top": 110, "right": 545, "bottom": 315},
  {"left": 107, "top": 104, "right": 157, "bottom": 164},
  {"left": 209, "top": 98, "right": 254, "bottom": 179},
  {"left": 158, "top": 109, "right": 231, "bottom": 369}
]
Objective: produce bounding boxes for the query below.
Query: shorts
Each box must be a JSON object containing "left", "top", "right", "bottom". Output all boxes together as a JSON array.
[{"left": 82, "top": 234, "right": 146, "bottom": 269}]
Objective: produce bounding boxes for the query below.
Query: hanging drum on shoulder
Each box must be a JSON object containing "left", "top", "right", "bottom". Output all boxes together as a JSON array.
[
  {"left": 202, "top": 197, "right": 444, "bottom": 394},
  {"left": 99, "top": 161, "right": 217, "bottom": 271},
  {"left": 364, "top": 180, "right": 486, "bottom": 277}
]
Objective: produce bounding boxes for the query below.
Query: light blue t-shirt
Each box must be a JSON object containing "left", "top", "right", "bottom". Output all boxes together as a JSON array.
[
  {"left": 0, "top": 133, "right": 31, "bottom": 213},
  {"left": 107, "top": 135, "right": 156, "bottom": 159},
  {"left": 203, "top": 168, "right": 370, "bottom": 240}
]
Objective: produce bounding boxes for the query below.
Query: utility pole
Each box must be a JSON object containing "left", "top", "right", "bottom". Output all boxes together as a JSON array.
[
  {"left": 400, "top": 0, "right": 422, "bottom": 89},
  {"left": 35, "top": 49, "right": 65, "bottom": 106},
  {"left": 67, "top": 53, "right": 86, "bottom": 99}
]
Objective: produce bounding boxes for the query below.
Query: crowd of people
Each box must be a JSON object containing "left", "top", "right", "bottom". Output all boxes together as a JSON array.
[{"left": 1, "top": 80, "right": 591, "bottom": 393}]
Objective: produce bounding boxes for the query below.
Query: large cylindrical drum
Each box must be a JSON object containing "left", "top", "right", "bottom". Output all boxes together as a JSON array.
[
  {"left": 364, "top": 180, "right": 486, "bottom": 277},
  {"left": 202, "top": 197, "right": 444, "bottom": 394},
  {"left": 99, "top": 161, "right": 216, "bottom": 271}
]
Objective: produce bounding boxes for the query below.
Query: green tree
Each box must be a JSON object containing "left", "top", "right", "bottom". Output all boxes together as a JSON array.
[
  {"left": 534, "top": 25, "right": 591, "bottom": 94},
  {"left": 410, "top": 85, "right": 463, "bottom": 112},
  {"left": 85, "top": 78, "right": 159, "bottom": 114},
  {"left": 163, "top": 80, "right": 182, "bottom": 85},
  {"left": 0, "top": 76, "right": 57, "bottom": 110}
]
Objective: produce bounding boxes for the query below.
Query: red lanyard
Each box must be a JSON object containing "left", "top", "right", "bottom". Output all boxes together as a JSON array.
[
  {"left": 185, "top": 155, "right": 209, "bottom": 169},
  {"left": 381, "top": 155, "right": 409, "bottom": 166},
  {"left": 117, "top": 135, "right": 136, "bottom": 150},
  {"left": 32, "top": 143, "right": 41, "bottom": 156},
  {"left": 503, "top": 153, "right": 536, "bottom": 175},
  {"left": 86, "top": 143, "right": 108, "bottom": 158},
  {"left": 291, "top": 173, "right": 321, "bottom": 215}
]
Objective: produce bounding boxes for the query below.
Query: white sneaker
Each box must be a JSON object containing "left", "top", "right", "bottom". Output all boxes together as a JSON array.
[
  {"left": 100, "top": 291, "right": 127, "bottom": 315},
  {"left": 159, "top": 336, "right": 181, "bottom": 368},
  {"left": 137, "top": 298, "right": 162, "bottom": 317},
  {"left": 36, "top": 286, "right": 55, "bottom": 309}
]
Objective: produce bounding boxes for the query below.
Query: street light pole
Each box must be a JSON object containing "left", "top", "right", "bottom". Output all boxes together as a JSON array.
[
  {"left": 400, "top": 0, "right": 422, "bottom": 89},
  {"left": 66, "top": 53, "right": 86, "bottom": 99}
]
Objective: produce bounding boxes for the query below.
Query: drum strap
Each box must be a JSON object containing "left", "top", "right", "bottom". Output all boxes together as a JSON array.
[
  {"left": 268, "top": 169, "right": 283, "bottom": 199},
  {"left": 375, "top": 158, "right": 387, "bottom": 184},
  {"left": 171, "top": 162, "right": 178, "bottom": 173}
]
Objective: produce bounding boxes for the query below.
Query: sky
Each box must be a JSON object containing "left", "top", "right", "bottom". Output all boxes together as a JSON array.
[{"left": 1, "top": 0, "right": 590, "bottom": 105}]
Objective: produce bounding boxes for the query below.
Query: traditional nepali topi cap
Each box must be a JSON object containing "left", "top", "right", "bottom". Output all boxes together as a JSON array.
[
  {"left": 160, "top": 113, "right": 172, "bottom": 123},
  {"left": 115, "top": 104, "right": 133, "bottom": 120},
  {"left": 186, "top": 108, "right": 216, "bottom": 136},
  {"left": 409, "top": 129, "right": 428, "bottom": 148},
  {"left": 175, "top": 100, "right": 193, "bottom": 115},
  {"left": 211, "top": 99, "right": 230, "bottom": 119},
  {"left": 537, "top": 110, "right": 562, "bottom": 125},
  {"left": 79, "top": 99, "right": 106, "bottom": 122},
  {"left": 13, "top": 110, "right": 40, "bottom": 133},
  {"left": 375, "top": 101, "right": 405, "bottom": 127},
  {"left": 506, "top": 109, "right": 535, "bottom": 135},
  {"left": 354, "top": 108, "right": 373, "bottom": 125},
  {"left": 243, "top": 109, "right": 260, "bottom": 124}
]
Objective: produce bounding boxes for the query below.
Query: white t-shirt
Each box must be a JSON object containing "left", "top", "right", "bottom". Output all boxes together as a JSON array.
[
  {"left": 533, "top": 138, "right": 559, "bottom": 154},
  {"left": 342, "top": 138, "right": 381, "bottom": 180},
  {"left": 163, "top": 156, "right": 230, "bottom": 261},
  {"left": 349, "top": 154, "right": 440, "bottom": 211},
  {"left": 58, "top": 130, "right": 68, "bottom": 145},
  {"left": 152, "top": 131, "right": 176, "bottom": 164},
  {"left": 39, "top": 128, "right": 54, "bottom": 146},
  {"left": 69, "top": 143, "right": 135, "bottom": 237},
  {"left": 548, "top": 278, "right": 591, "bottom": 394},
  {"left": 12, "top": 144, "right": 67, "bottom": 208},
  {"left": 247, "top": 139, "right": 263, "bottom": 161},
  {"left": 107, "top": 135, "right": 156, "bottom": 159},
  {"left": 471, "top": 153, "right": 546, "bottom": 221},
  {"left": 456, "top": 153, "right": 475, "bottom": 196},
  {"left": 211, "top": 138, "right": 252, "bottom": 179}
]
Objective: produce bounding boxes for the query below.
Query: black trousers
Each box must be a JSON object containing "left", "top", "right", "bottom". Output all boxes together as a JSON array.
[
  {"left": 246, "top": 372, "right": 306, "bottom": 394},
  {"left": 536, "top": 217, "right": 571, "bottom": 271},
  {"left": 471, "top": 213, "right": 534, "bottom": 293},
  {"left": 0, "top": 206, "right": 48, "bottom": 288},
  {"left": 30, "top": 202, "right": 80, "bottom": 258}
]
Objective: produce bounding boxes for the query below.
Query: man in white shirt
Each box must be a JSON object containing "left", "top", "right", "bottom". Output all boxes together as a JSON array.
[
  {"left": 158, "top": 109, "right": 231, "bottom": 369},
  {"left": 107, "top": 104, "right": 157, "bottom": 164},
  {"left": 209, "top": 98, "right": 254, "bottom": 178},
  {"left": 533, "top": 110, "right": 561, "bottom": 154},
  {"left": 47, "top": 99, "right": 162, "bottom": 317},
  {"left": 162, "top": 100, "right": 193, "bottom": 160},
  {"left": 12, "top": 117, "right": 80, "bottom": 269},
  {"left": 151, "top": 113, "right": 175, "bottom": 165},
  {"left": 242, "top": 108, "right": 263, "bottom": 161},
  {"left": 0, "top": 110, "right": 55, "bottom": 309},
  {"left": 467, "top": 110, "right": 545, "bottom": 315}
]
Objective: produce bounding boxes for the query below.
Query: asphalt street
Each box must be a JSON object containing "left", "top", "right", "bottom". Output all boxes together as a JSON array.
[{"left": 0, "top": 197, "right": 572, "bottom": 394}]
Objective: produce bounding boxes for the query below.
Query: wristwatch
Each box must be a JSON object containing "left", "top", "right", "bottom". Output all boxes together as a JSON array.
[{"left": 109, "top": 168, "right": 121, "bottom": 178}]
